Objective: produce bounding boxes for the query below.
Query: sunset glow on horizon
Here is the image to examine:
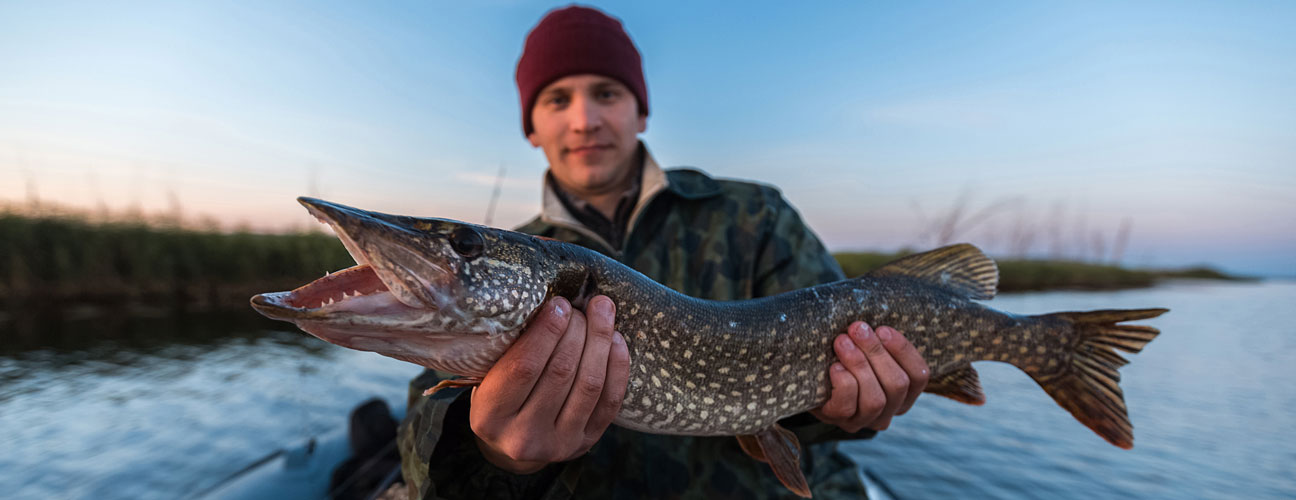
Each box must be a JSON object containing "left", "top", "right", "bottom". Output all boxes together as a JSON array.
[{"left": 2, "top": 1, "right": 1293, "bottom": 277}]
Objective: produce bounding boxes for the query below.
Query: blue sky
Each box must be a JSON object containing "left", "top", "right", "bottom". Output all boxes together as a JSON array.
[{"left": 1, "top": 1, "right": 1293, "bottom": 276}]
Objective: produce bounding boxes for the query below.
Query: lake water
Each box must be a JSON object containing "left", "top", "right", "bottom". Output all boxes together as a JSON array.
[{"left": 2, "top": 280, "right": 1294, "bottom": 499}]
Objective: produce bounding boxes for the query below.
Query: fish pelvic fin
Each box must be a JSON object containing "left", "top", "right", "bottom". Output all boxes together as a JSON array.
[
  {"left": 1036, "top": 308, "right": 1168, "bottom": 449},
  {"left": 865, "top": 243, "right": 998, "bottom": 300},
  {"left": 740, "top": 424, "right": 811, "bottom": 498},
  {"left": 924, "top": 365, "right": 985, "bottom": 405}
]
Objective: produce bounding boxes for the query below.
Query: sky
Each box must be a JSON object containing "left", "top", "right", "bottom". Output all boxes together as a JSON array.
[{"left": 1, "top": 1, "right": 1293, "bottom": 277}]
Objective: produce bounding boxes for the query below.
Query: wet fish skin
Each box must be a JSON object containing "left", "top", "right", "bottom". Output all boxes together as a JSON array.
[{"left": 251, "top": 198, "right": 1167, "bottom": 497}]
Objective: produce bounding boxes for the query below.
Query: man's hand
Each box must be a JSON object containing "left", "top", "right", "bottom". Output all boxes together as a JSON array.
[
  {"left": 811, "top": 322, "right": 929, "bottom": 433},
  {"left": 469, "top": 296, "right": 630, "bottom": 474}
]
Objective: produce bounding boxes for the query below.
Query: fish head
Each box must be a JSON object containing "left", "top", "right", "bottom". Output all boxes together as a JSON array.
[{"left": 250, "top": 197, "right": 557, "bottom": 373}]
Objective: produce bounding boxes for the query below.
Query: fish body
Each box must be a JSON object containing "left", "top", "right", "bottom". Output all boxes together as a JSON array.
[{"left": 252, "top": 198, "right": 1166, "bottom": 497}]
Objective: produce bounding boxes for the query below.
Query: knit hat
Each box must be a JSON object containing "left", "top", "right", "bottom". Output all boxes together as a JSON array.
[{"left": 515, "top": 5, "right": 648, "bottom": 136}]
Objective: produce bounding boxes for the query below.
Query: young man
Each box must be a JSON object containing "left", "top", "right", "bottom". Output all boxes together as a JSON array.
[{"left": 397, "top": 6, "right": 929, "bottom": 498}]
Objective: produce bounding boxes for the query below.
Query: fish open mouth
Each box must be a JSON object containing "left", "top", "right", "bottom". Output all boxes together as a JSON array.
[{"left": 251, "top": 264, "right": 416, "bottom": 319}]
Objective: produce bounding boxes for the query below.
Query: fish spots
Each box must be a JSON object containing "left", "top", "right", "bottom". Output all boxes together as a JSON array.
[
  {"left": 746, "top": 402, "right": 757, "bottom": 411},
  {"left": 991, "top": 337, "right": 1002, "bottom": 345},
  {"left": 684, "top": 349, "right": 693, "bottom": 359},
  {"left": 744, "top": 374, "right": 758, "bottom": 383},
  {"left": 645, "top": 352, "right": 656, "bottom": 362},
  {"left": 969, "top": 330, "right": 980, "bottom": 338},
  {"left": 703, "top": 396, "right": 715, "bottom": 405},
  {"left": 766, "top": 397, "right": 777, "bottom": 405},
  {"left": 654, "top": 312, "right": 664, "bottom": 320},
  {"left": 760, "top": 385, "right": 773, "bottom": 392},
  {"left": 660, "top": 340, "right": 671, "bottom": 349},
  {"left": 651, "top": 375, "right": 662, "bottom": 388},
  {"left": 685, "top": 381, "right": 696, "bottom": 389},
  {"left": 1036, "top": 346, "right": 1047, "bottom": 354},
  {"left": 659, "top": 368, "right": 671, "bottom": 378},
  {"left": 718, "top": 367, "right": 731, "bottom": 375},
  {"left": 641, "top": 396, "right": 651, "bottom": 407}
]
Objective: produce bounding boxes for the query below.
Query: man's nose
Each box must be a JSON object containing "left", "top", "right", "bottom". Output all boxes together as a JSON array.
[{"left": 569, "top": 96, "right": 603, "bottom": 133}]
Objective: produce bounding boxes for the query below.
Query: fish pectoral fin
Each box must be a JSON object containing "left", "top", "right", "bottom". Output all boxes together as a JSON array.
[
  {"left": 924, "top": 366, "right": 986, "bottom": 405},
  {"left": 422, "top": 377, "right": 484, "bottom": 397},
  {"left": 864, "top": 243, "right": 998, "bottom": 300},
  {"left": 745, "top": 424, "right": 812, "bottom": 498}
]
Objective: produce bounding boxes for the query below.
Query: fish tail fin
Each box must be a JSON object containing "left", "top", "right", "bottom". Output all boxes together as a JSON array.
[{"left": 1034, "top": 308, "right": 1168, "bottom": 449}]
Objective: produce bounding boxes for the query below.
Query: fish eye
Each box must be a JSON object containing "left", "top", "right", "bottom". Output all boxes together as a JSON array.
[{"left": 449, "top": 227, "right": 485, "bottom": 259}]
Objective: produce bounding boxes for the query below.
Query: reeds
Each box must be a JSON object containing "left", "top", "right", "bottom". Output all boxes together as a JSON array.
[{"left": 0, "top": 209, "right": 352, "bottom": 307}]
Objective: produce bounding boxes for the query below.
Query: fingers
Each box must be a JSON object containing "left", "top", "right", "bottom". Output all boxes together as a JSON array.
[
  {"left": 853, "top": 322, "right": 909, "bottom": 431},
  {"left": 877, "top": 326, "right": 930, "bottom": 415},
  {"left": 476, "top": 297, "right": 573, "bottom": 415},
  {"left": 521, "top": 303, "right": 589, "bottom": 421},
  {"left": 816, "top": 358, "right": 858, "bottom": 421},
  {"left": 833, "top": 325, "right": 886, "bottom": 432},
  {"left": 580, "top": 330, "right": 629, "bottom": 454},
  {"left": 556, "top": 296, "right": 616, "bottom": 435}
]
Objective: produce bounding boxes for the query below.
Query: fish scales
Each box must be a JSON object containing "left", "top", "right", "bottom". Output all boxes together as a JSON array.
[
  {"left": 575, "top": 253, "right": 1053, "bottom": 435},
  {"left": 252, "top": 198, "right": 1167, "bottom": 497}
]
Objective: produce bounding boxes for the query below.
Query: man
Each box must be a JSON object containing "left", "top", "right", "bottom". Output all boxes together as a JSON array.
[{"left": 397, "top": 6, "right": 929, "bottom": 498}]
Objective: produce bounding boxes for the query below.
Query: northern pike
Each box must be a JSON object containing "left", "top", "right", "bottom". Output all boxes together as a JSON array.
[{"left": 251, "top": 198, "right": 1167, "bottom": 497}]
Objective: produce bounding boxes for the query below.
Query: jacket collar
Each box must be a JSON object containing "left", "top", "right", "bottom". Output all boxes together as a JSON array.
[{"left": 539, "top": 141, "right": 721, "bottom": 251}]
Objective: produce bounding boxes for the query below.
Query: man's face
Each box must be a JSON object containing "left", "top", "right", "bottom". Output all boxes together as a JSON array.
[{"left": 527, "top": 74, "right": 647, "bottom": 197}]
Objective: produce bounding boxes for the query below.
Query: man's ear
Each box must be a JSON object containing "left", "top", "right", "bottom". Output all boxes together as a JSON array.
[
  {"left": 527, "top": 130, "right": 541, "bottom": 148},
  {"left": 637, "top": 113, "right": 647, "bottom": 134}
]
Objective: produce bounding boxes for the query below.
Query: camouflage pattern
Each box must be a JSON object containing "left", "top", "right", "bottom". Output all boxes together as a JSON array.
[{"left": 397, "top": 167, "right": 876, "bottom": 499}]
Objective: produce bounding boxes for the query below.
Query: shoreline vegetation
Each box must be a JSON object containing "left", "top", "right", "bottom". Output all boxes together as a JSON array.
[{"left": 1, "top": 210, "right": 1249, "bottom": 311}]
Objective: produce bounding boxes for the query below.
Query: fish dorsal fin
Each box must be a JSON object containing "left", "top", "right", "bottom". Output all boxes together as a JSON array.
[{"left": 865, "top": 243, "right": 999, "bottom": 300}]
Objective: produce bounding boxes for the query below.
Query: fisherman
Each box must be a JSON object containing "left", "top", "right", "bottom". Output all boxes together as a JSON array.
[{"left": 396, "top": 6, "right": 930, "bottom": 498}]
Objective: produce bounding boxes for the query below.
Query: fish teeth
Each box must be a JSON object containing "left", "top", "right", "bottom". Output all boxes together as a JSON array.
[{"left": 342, "top": 292, "right": 351, "bottom": 299}]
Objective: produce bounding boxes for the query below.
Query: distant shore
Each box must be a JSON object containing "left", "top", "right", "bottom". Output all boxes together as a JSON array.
[{"left": 1, "top": 211, "right": 1249, "bottom": 311}]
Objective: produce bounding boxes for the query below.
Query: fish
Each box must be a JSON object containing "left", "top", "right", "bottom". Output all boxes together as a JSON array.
[{"left": 251, "top": 197, "right": 1167, "bottom": 498}]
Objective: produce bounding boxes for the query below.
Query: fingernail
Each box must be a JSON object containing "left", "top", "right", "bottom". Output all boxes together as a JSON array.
[
  {"left": 612, "top": 331, "right": 624, "bottom": 345},
  {"left": 877, "top": 326, "right": 893, "bottom": 342},
  {"left": 832, "top": 363, "right": 846, "bottom": 372},
  {"left": 553, "top": 299, "right": 568, "bottom": 318},
  {"left": 838, "top": 335, "right": 857, "bottom": 351},
  {"left": 854, "top": 323, "right": 872, "bottom": 341},
  {"left": 593, "top": 297, "right": 613, "bottom": 320}
]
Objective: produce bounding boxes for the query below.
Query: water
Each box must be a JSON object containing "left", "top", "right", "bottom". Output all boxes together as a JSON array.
[
  {"left": 2, "top": 280, "right": 1294, "bottom": 499},
  {"left": 843, "top": 279, "right": 1296, "bottom": 499},
  {"left": 0, "top": 310, "right": 421, "bottom": 499}
]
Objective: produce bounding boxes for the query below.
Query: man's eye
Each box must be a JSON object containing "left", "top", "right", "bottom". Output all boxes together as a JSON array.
[
  {"left": 547, "top": 95, "right": 569, "bottom": 106},
  {"left": 596, "top": 89, "right": 618, "bottom": 100}
]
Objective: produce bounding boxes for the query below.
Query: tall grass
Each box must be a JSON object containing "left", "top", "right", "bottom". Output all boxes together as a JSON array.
[
  {"left": 0, "top": 211, "right": 352, "bottom": 306},
  {"left": 0, "top": 210, "right": 1242, "bottom": 308}
]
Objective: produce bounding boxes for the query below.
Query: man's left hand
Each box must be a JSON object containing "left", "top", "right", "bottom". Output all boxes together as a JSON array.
[{"left": 811, "top": 322, "right": 929, "bottom": 432}]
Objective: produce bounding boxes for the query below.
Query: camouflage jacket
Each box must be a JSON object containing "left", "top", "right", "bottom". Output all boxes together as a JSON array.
[{"left": 398, "top": 145, "right": 876, "bottom": 499}]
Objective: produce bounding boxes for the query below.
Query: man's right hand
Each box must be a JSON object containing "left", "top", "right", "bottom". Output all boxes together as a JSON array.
[{"left": 469, "top": 296, "right": 630, "bottom": 474}]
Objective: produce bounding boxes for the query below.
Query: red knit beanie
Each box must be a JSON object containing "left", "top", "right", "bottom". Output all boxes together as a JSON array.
[{"left": 516, "top": 5, "right": 648, "bottom": 136}]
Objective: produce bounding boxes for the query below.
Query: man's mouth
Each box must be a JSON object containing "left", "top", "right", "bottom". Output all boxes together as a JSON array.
[{"left": 567, "top": 144, "right": 611, "bottom": 155}]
